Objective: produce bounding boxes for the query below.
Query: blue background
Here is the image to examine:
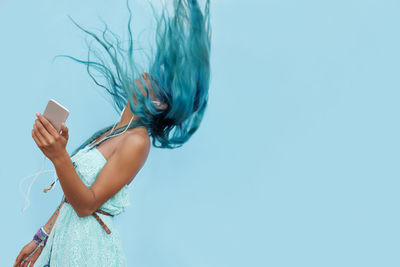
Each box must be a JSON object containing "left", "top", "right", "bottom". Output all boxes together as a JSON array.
[{"left": 1, "top": 0, "right": 399, "bottom": 266}]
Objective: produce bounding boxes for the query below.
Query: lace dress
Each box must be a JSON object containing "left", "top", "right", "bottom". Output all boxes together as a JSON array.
[{"left": 36, "top": 144, "right": 131, "bottom": 266}]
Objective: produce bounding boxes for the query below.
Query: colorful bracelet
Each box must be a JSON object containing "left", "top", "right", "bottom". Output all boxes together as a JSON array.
[{"left": 33, "top": 227, "right": 49, "bottom": 247}]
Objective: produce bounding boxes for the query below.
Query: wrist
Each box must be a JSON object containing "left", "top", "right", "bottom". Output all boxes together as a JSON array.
[
  {"left": 51, "top": 149, "right": 70, "bottom": 166},
  {"left": 33, "top": 227, "right": 49, "bottom": 247}
]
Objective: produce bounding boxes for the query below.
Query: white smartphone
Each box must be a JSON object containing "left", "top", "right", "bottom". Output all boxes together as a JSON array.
[{"left": 42, "top": 99, "right": 70, "bottom": 133}]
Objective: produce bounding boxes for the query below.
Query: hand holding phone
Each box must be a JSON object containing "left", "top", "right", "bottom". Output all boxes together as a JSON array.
[
  {"left": 32, "top": 99, "right": 70, "bottom": 162},
  {"left": 42, "top": 99, "right": 70, "bottom": 133}
]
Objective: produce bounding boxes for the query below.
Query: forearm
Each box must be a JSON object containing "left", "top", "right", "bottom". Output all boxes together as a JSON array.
[
  {"left": 51, "top": 150, "right": 95, "bottom": 217},
  {"left": 42, "top": 202, "right": 64, "bottom": 234}
]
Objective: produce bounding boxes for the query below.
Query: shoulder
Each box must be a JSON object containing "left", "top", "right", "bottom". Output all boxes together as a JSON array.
[
  {"left": 115, "top": 128, "right": 151, "bottom": 160},
  {"left": 126, "top": 127, "right": 151, "bottom": 148}
]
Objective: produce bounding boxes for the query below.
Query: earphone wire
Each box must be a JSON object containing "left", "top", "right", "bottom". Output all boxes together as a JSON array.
[
  {"left": 19, "top": 105, "right": 134, "bottom": 213},
  {"left": 85, "top": 106, "right": 134, "bottom": 150},
  {"left": 48, "top": 106, "right": 134, "bottom": 189},
  {"left": 19, "top": 154, "right": 56, "bottom": 213}
]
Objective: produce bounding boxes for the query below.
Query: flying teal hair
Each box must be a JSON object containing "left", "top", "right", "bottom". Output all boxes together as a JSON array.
[{"left": 56, "top": 0, "right": 211, "bottom": 156}]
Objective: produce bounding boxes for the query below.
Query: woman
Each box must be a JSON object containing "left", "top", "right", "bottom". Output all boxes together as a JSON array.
[{"left": 14, "top": 0, "right": 211, "bottom": 266}]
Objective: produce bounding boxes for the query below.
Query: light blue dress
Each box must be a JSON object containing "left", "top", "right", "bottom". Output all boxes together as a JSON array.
[{"left": 36, "top": 145, "right": 131, "bottom": 266}]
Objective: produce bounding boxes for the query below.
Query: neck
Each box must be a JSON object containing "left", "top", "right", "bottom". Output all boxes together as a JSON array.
[{"left": 115, "top": 103, "right": 138, "bottom": 129}]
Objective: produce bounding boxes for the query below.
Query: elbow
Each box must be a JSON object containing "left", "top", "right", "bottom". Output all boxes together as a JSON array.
[
  {"left": 71, "top": 189, "right": 97, "bottom": 218},
  {"left": 76, "top": 211, "right": 86, "bottom": 218},
  {"left": 67, "top": 201, "right": 88, "bottom": 217},
  {"left": 75, "top": 201, "right": 95, "bottom": 217},
  {"left": 72, "top": 200, "right": 94, "bottom": 217},
  {"left": 76, "top": 208, "right": 93, "bottom": 218}
]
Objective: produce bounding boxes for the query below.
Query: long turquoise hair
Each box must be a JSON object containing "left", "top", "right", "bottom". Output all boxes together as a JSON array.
[{"left": 57, "top": 0, "right": 211, "bottom": 156}]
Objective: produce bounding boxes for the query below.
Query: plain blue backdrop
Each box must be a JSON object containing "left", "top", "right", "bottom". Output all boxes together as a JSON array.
[{"left": 1, "top": 0, "right": 399, "bottom": 266}]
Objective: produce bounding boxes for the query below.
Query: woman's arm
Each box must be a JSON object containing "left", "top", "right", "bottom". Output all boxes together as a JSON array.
[
  {"left": 33, "top": 113, "right": 149, "bottom": 218},
  {"left": 52, "top": 133, "right": 149, "bottom": 217},
  {"left": 42, "top": 201, "right": 64, "bottom": 234},
  {"left": 13, "top": 202, "right": 64, "bottom": 267}
]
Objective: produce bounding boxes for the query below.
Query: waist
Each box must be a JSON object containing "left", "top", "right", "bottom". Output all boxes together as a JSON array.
[
  {"left": 63, "top": 197, "right": 114, "bottom": 234},
  {"left": 63, "top": 197, "right": 114, "bottom": 216}
]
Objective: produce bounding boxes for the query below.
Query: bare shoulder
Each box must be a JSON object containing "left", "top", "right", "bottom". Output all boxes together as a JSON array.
[{"left": 117, "top": 128, "right": 151, "bottom": 158}]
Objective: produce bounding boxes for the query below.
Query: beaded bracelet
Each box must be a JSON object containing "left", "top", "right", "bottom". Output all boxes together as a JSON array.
[
  {"left": 33, "top": 227, "right": 49, "bottom": 247},
  {"left": 32, "top": 197, "right": 64, "bottom": 248}
]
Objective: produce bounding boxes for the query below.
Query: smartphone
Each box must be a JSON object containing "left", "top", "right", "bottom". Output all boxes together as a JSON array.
[{"left": 42, "top": 99, "right": 70, "bottom": 133}]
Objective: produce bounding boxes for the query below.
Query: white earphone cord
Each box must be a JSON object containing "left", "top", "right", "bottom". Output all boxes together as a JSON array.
[
  {"left": 84, "top": 106, "right": 134, "bottom": 150},
  {"left": 19, "top": 106, "right": 134, "bottom": 213},
  {"left": 18, "top": 155, "right": 56, "bottom": 212}
]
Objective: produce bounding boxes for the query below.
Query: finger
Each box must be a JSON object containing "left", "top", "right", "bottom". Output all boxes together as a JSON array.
[
  {"left": 22, "top": 253, "right": 32, "bottom": 267},
  {"left": 14, "top": 253, "right": 23, "bottom": 267},
  {"left": 33, "top": 122, "right": 49, "bottom": 146},
  {"left": 32, "top": 127, "right": 47, "bottom": 147},
  {"left": 22, "top": 258, "right": 31, "bottom": 267},
  {"left": 15, "top": 249, "right": 29, "bottom": 266},
  {"left": 32, "top": 129, "right": 42, "bottom": 148},
  {"left": 36, "top": 113, "right": 58, "bottom": 136},
  {"left": 14, "top": 251, "right": 26, "bottom": 267},
  {"left": 30, "top": 256, "right": 39, "bottom": 267},
  {"left": 31, "top": 247, "right": 42, "bottom": 260},
  {"left": 34, "top": 118, "right": 53, "bottom": 143},
  {"left": 60, "top": 123, "right": 69, "bottom": 139}
]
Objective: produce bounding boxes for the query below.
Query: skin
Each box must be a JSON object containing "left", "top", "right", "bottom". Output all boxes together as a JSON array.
[{"left": 14, "top": 72, "right": 158, "bottom": 267}]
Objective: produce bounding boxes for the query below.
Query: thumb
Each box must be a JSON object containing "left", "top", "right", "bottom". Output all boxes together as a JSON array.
[{"left": 60, "top": 123, "right": 69, "bottom": 138}]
